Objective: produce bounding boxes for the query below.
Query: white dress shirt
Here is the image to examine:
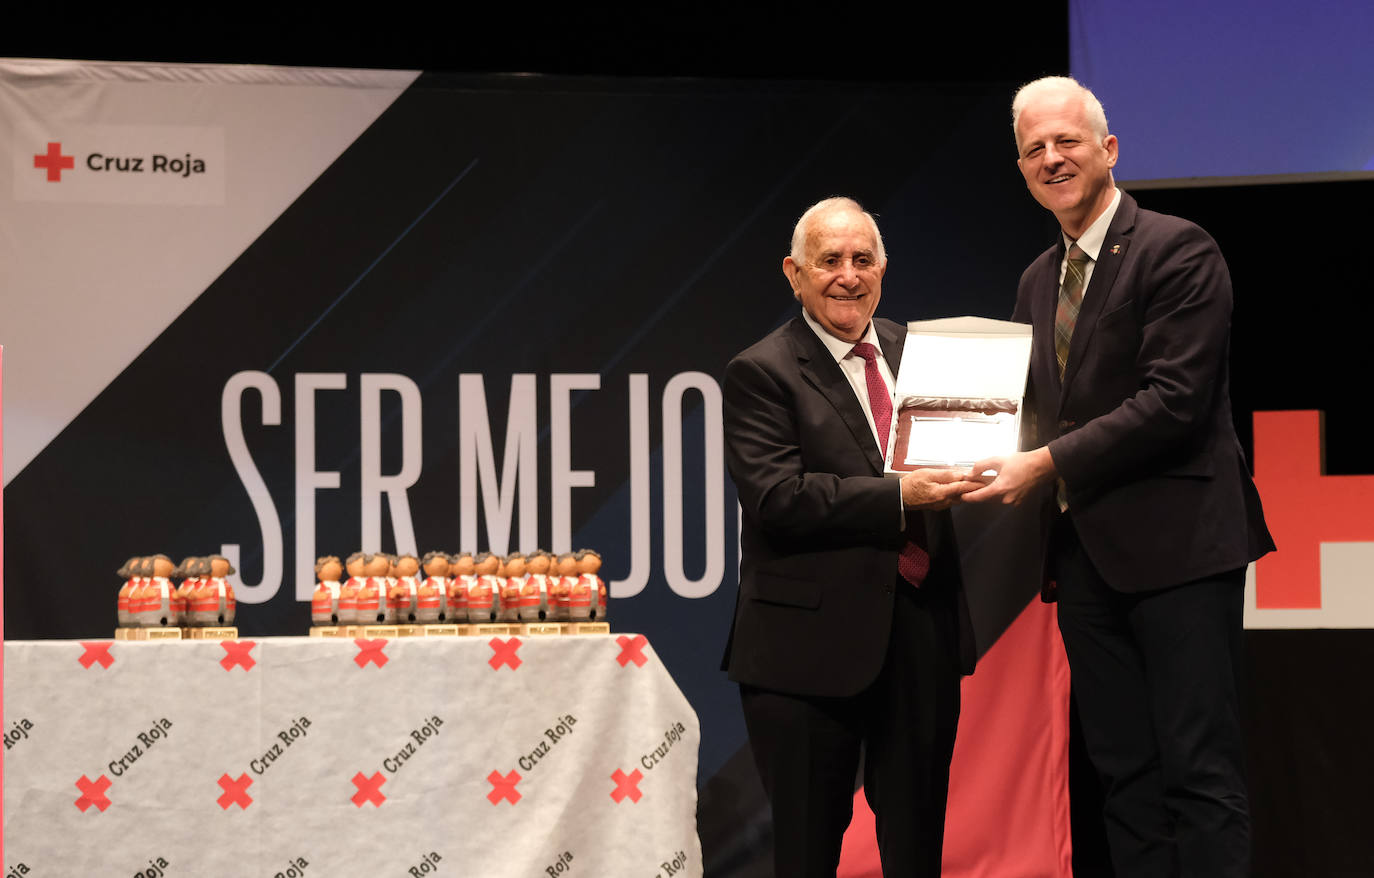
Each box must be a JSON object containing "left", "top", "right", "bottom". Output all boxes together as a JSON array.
[
  {"left": 1060, "top": 188, "right": 1122, "bottom": 296},
  {"left": 800, "top": 307, "right": 896, "bottom": 453}
]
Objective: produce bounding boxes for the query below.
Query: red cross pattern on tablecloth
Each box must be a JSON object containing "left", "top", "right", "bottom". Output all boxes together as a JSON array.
[
  {"left": 78, "top": 641, "right": 114, "bottom": 669},
  {"left": 219, "top": 640, "right": 257, "bottom": 672},
  {"left": 353, "top": 639, "right": 390, "bottom": 668},
  {"left": 616, "top": 634, "right": 649, "bottom": 668},
  {"left": 34, "top": 142, "right": 74, "bottom": 181},
  {"left": 488, "top": 637, "right": 522, "bottom": 670},
  {"left": 351, "top": 771, "right": 387, "bottom": 807},
  {"left": 75, "top": 774, "right": 113, "bottom": 812},
  {"left": 216, "top": 773, "right": 253, "bottom": 810},
  {"left": 610, "top": 768, "right": 644, "bottom": 803},
  {"left": 487, "top": 769, "right": 522, "bottom": 805}
]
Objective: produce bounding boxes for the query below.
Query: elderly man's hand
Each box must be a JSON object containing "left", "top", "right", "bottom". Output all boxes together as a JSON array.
[{"left": 900, "top": 467, "right": 985, "bottom": 511}]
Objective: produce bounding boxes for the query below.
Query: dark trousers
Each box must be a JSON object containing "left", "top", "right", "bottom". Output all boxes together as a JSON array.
[
  {"left": 1053, "top": 513, "right": 1250, "bottom": 878},
  {"left": 740, "top": 582, "right": 961, "bottom": 878}
]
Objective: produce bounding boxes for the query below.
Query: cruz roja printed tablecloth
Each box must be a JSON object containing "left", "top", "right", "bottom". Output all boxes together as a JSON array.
[{"left": 3, "top": 634, "right": 701, "bottom": 877}]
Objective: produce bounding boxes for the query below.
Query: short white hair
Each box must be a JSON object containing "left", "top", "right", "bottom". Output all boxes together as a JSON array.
[
  {"left": 789, "top": 196, "right": 887, "bottom": 265},
  {"left": 1011, "top": 76, "right": 1110, "bottom": 150}
]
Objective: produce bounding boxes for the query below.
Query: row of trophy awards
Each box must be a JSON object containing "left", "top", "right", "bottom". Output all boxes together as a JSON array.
[
  {"left": 113, "top": 550, "right": 609, "bottom": 640},
  {"left": 310, "top": 549, "right": 608, "bottom": 637},
  {"left": 115, "top": 554, "right": 238, "bottom": 640}
]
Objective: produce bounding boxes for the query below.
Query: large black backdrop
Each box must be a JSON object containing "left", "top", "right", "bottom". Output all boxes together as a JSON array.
[{"left": 8, "top": 8, "right": 1372, "bottom": 877}]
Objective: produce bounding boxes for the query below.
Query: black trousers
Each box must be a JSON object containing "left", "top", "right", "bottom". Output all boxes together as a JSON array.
[
  {"left": 740, "top": 582, "right": 961, "bottom": 878},
  {"left": 1053, "top": 513, "right": 1250, "bottom": 878}
]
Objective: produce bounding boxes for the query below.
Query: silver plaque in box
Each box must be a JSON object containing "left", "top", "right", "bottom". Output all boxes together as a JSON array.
[{"left": 883, "top": 316, "right": 1033, "bottom": 473}]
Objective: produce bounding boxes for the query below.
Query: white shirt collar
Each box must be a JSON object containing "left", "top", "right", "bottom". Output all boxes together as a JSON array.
[
  {"left": 800, "top": 306, "right": 883, "bottom": 363},
  {"left": 1065, "top": 187, "right": 1122, "bottom": 261}
]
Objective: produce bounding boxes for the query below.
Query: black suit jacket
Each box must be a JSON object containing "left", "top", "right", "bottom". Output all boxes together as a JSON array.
[
  {"left": 1018, "top": 191, "right": 1274, "bottom": 592},
  {"left": 721, "top": 315, "right": 975, "bottom": 698}
]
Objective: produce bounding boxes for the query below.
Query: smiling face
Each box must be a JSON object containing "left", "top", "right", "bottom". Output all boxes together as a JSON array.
[
  {"left": 1015, "top": 86, "right": 1118, "bottom": 239},
  {"left": 784, "top": 206, "right": 886, "bottom": 344}
]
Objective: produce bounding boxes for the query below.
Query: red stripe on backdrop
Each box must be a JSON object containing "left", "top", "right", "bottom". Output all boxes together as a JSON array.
[{"left": 838, "top": 599, "right": 1072, "bottom": 878}]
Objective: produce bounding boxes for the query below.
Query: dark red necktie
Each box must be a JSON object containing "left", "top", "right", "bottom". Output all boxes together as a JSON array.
[
  {"left": 851, "top": 342, "right": 892, "bottom": 449},
  {"left": 851, "top": 342, "right": 930, "bottom": 586}
]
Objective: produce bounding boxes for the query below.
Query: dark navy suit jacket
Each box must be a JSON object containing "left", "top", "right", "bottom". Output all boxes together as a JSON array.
[
  {"left": 721, "top": 315, "right": 975, "bottom": 697},
  {"left": 1019, "top": 191, "right": 1274, "bottom": 592}
]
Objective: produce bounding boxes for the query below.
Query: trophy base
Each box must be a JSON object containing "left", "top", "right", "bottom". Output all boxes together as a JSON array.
[
  {"left": 114, "top": 626, "right": 182, "bottom": 641},
  {"left": 458, "top": 623, "right": 516, "bottom": 636},
  {"left": 416, "top": 624, "right": 462, "bottom": 636},
  {"left": 519, "top": 622, "right": 563, "bottom": 636},
  {"left": 567, "top": 622, "right": 610, "bottom": 635},
  {"left": 183, "top": 626, "right": 239, "bottom": 640}
]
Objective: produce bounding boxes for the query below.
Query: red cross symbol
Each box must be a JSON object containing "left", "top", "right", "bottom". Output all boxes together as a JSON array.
[
  {"left": 78, "top": 641, "right": 115, "bottom": 669},
  {"left": 74, "top": 774, "right": 112, "bottom": 812},
  {"left": 220, "top": 640, "right": 257, "bottom": 672},
  {"left": 34, "top": 142, "right": 75, "bottom": 182},
  {"left": 486, "top": 769, "right": 522, "bottom": 805},
  {"left": 353, "top": 638, "right": 390, "bottom": 668},
  {"left": 350, "top": 771, "right": 387, "bottom": 807},
  {"left": 216, "top": 773, "right": 253, "bottom": 810},
  {"left": 610, "top": 768, "right": 644, "bottom": 803},
  {"left": 488, "top": 637, "right": 522, "bottom": 670},
  {"left": 616, "top": 634, "right": 649, "bottom": 668}
]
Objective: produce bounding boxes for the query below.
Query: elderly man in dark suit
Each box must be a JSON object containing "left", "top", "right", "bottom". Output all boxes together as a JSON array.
[
  {"left": 722, "top": 196, "right": 981, "bottom": 877},
  {"left": 964, "top": 77, "right": 1274, "bottom": 878}
]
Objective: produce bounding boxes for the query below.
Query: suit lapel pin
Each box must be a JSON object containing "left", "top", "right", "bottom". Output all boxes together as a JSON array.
[{"left": 1110, "top": 244, "right": 1121, "bottom": 255}]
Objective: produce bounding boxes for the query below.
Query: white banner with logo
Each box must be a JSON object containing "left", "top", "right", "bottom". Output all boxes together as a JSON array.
[{"left": 0, "top": 58, "right": 417, "bottom": 485}]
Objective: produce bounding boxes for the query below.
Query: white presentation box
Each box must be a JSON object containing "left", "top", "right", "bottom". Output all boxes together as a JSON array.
[{"left": 883, "top": 316, "right": 1033, "bottom": 473}]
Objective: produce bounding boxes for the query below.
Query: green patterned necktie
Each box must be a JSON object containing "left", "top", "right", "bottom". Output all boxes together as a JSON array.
[{"left": 1055, "top": 243, "right": 1091, "bottom": 380}]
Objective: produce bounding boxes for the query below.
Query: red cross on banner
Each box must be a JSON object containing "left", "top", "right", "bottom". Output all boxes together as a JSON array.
[
  {"left": 219, "top": 640, "right": 257, "bottom": 672},
  {"left": 610, "top": 768, "right": 644, "bottom": 803},
  {"left": 488, "top": 637, "right": 522, "bottom": 670},
  {"left": 616, "top": 634, "right": 649, "bottom": 668},
  {"left": 487, "top": 769, "right": 522, "bottom": 805},
  {"left": 350, "top": 771, "right": 387, "bottom": 807},
  {"left": 216, "top": 773, "right": 253, "bottom": 810},
  {"left": 75, "top": 774, "right": 113, "bottom": 812},
  {"left": 353, "top": 639, "right": 390, "bottom": 668},
  {"left": 78, "top": 642, "right": 114, "bottom": 669},
  {"left": 33, "top": 142, "right": 74, "bottom": 181}
]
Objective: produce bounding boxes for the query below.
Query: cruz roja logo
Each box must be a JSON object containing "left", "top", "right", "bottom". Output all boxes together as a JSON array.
[
  {"left": 88, "top": 151, "right": 206, "bottom": 176},
  {"left": 32, "top": 142, "right": 208, "bottom": 180}
]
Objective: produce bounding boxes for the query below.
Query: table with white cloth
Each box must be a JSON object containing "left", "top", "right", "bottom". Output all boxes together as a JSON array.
[{"left": 3, "top": 633, "right": 701, "bottom": 877}]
